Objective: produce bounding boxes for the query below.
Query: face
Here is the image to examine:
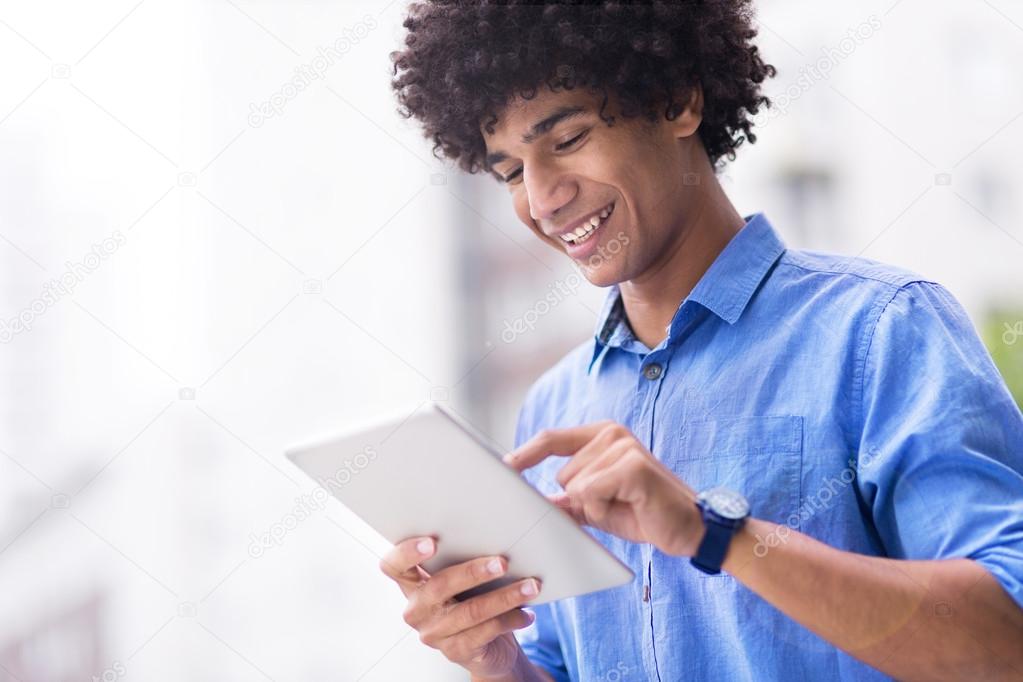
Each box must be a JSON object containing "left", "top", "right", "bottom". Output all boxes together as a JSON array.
[{"left": 481, "top": 86, "right": 705, "bottom": 287}]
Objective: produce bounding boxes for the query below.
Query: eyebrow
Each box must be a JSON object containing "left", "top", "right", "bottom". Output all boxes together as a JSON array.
[{"left": 484, "top": 105, "right": 588, "bottom": 168}]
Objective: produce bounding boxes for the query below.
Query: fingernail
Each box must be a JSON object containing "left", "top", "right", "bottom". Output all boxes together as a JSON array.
[
  {"left": 486, "top": 558, "right": 504, "bottom": 575},
  {"left": 416, "top": 538, "right": 433, "bottom": 556},
  {"left": 525, "top": 610, "right": 536, "bottom": 625},
  {"left": 520, "top": 579, "right": 539, "bottom": 596}
]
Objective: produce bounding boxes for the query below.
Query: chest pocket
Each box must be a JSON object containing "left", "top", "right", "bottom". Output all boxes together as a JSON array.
[{"left": 673, "top": 415, "right": 803, "bottom": 535}]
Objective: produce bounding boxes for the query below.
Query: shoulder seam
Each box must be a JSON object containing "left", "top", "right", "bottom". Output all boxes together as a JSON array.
[
  {"left": 778, "top": 253, "right": 935, "bottom": 288},
  {"left": 854, "top": 282, "right": 915, "bottom": 443}
]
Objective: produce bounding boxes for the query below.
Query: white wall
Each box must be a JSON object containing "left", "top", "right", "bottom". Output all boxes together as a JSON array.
[{"left": 1, "top": 0, "right": 464, "bottom": 679}]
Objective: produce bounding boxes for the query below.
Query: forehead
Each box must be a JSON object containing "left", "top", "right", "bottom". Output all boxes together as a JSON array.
[{"left": 481, "top": 87, "right": 601, "bottom": 142}]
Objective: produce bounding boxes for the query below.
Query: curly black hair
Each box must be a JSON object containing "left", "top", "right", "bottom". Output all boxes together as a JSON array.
[{"left": 390, "top": 0, "right": 776, "bottom": 175}]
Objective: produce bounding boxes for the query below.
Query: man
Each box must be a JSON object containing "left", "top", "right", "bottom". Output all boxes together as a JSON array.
[{"left": 380, "top": 2, "right": 1023, "bottom": 680}]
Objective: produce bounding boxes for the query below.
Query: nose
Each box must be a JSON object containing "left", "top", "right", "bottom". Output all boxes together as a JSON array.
[{"left": 523, "top": 160, "right": 576, "bottom": 228}]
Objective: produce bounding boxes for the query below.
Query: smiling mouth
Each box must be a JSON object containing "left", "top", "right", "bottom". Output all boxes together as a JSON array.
[{"left": 560, "top": 202, "right": 615, "bottom": 246}]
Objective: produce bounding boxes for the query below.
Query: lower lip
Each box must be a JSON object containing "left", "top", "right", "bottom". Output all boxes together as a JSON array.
[{"left": 563, "top": 204, "right": 615, "bottom": 261}]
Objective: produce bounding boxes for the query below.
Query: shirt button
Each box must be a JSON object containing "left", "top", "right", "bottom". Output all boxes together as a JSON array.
[{"left": 643, "top": 363, "right": 662, "bottom": 380}]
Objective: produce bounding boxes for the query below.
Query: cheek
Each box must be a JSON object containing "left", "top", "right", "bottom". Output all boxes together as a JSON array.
[
  {"left": 512, "top": 193, "right": 531, "bottom": 225},
  {"left": 513, "top": 193, "right": 554, "bottom": 243}
]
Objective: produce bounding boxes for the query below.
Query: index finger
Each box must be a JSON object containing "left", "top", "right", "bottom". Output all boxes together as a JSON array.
[{"left": 502, "top": 421, "right": 613, "bottom": 472}]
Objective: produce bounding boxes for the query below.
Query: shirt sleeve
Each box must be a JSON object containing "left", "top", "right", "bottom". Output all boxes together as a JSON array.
[
  {"left": 857, "top": 280, "right": 1023, "bottom": 610},
  {"left": 510, "top": 395, "right": 572, "bottom": 682}
]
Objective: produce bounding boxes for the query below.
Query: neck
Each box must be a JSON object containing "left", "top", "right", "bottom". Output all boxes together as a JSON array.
[{"left": 618, "top": 175, "right": 745, "bottom": 349}]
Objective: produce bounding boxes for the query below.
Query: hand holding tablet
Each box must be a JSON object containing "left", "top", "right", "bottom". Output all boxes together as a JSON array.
[
  {"left": 285, "top": 401, "right": 634, "bottom": 604},
  {"left": 285, "top": 402, "right": 634, "bottom": 678}
]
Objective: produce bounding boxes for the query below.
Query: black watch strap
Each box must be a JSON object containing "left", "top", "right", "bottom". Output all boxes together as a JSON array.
[{"left": 690, "top": 518, "right": 736, "bottom": 575}]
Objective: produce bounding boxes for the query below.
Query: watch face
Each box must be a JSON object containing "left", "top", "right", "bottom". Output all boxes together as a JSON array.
[{"left": 699, "top": 487, "right": 750, "bottom": 520}]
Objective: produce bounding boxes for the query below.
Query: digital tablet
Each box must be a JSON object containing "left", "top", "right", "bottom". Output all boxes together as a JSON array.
[{"left": 284, "top": 401, "right": 634, "bottom": 605}]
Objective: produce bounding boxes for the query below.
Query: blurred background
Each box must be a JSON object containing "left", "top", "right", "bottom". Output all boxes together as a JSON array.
[{"left": 1, "top": 0, "right": 1021, "bottom": 679}]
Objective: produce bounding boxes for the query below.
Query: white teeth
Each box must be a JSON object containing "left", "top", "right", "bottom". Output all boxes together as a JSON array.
[
  {"left": 561, "top": 202, "right": 614, "bottom": 245},
  {"left": 566, "top": 224, "right": 595, "bottom": 244}
]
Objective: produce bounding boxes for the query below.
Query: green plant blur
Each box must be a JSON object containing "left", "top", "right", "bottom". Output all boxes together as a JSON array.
[{"left": 983, "top": 310, "right": 1023, "bottom": 410}]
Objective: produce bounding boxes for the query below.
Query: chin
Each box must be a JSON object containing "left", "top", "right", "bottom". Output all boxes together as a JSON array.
[{"left": 575, "top": 261, "right": 626, "bottom": 288}]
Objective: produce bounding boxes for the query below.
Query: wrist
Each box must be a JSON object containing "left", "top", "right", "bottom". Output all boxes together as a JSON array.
[
  {"left": 670, "top": 511, "right": 705, "bottom": 558},
  {"left": 659, "top": 487, "right": 705, "bottom": 557},
  {"left": 720, "top": 517, "right": 770, "bottom": 579},
  {"left": 471, "top": 642, "right": 547, "bottom": 682}
]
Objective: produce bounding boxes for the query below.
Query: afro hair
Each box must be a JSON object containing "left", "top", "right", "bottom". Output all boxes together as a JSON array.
[{"left": 390, "top": 0, "right": 777, "bottom": 174}]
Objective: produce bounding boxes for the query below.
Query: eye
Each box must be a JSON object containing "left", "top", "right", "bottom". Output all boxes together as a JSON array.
[
  {"left": 497, "top": 129, "right": 590, "bottom": 184},
  {"left": 501, "top": 167, "right": 523, "bottom": 184},
  {"left": 555, "top": 129, "right": 588, "bottom": 151}
]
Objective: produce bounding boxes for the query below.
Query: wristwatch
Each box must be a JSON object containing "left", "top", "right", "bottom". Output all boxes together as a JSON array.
[{"left": 690, "top": 486, "right": 750, "bottom": 575}]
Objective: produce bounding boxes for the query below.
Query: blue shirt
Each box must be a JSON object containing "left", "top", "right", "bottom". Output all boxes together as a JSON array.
[{"left": 512, "top": 212, "right": 1023, "bottom": 681}]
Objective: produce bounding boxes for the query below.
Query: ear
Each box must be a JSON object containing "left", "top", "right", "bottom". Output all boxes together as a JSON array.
[{"left": 668, "top": 83, "right": 703, "bottom": 139}]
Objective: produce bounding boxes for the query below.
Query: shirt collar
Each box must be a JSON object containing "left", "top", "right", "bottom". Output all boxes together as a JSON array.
[{"left": 588, "top": 212, "right": 786, "bottom": 373}]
